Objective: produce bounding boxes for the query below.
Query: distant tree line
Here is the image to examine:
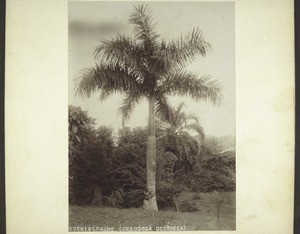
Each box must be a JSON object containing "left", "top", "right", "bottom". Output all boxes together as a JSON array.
[{"left": 69, "top": 105, "right": 235, "bottom": 209}]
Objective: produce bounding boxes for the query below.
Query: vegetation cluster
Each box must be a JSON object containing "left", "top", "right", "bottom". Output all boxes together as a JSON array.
[{"left": 69, "top": 105, "right": 235, "bottom": 210}]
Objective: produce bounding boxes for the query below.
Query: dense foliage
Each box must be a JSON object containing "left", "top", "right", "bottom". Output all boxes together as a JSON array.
[
  {"left": 69, "top": 106, "right": 113, "bottom": 205},
  {"left": 69, "top": 105, "right": 235, "bottom": 209},
  {"left": 190, "top": 156, "right": 235, "bottom": 192}
]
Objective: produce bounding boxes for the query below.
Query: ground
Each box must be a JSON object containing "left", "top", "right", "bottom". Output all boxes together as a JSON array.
[{"left": 69, "top": 192, "right": 235, "bottom": 231}]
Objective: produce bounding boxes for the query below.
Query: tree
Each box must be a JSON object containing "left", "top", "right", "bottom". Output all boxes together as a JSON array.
[
  {"left": 75, "top": 4, "right": 221, "bottom": 210},
  {"left": 111, "top": 127, "right": 148, "bottom": 208},
  {"left": 69, "top": 105, "right": 96, "bottom": 204},
  {"left": 69, "top": 105, "right": 114, "bottom": 205},
  {"left": 69, "top": 105, "right": 96, "bottom": 161},
  {"left": 156, "top": 102, "right": 204, "bottom": 183}
]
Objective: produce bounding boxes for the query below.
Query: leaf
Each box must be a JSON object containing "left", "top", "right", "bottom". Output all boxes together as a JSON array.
[
  {"left": 72, "top": 124, "right": 79, "bottom": 134},
  {"left": 75, "top": 135, "right": 81, "bottom": 143}
]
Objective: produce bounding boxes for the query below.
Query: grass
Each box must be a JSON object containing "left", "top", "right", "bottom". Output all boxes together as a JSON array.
[{"left": 69, "top": 192, "right": 235, "bottom": 231}]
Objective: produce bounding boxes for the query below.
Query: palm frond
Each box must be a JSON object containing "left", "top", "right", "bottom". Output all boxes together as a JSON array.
[
  {"left": 182, "top": 123, "right": 205, "bottom": 141},
  {"left": 155, "top": 95, "right": 173, "bottom": 122},
  {"left": 176, "top": 102, "right": 186, "bottom": 113},
  {"left": 129, "top": 4, "right": 159, "bottom": 55},
  {"left": 155, "top": 101, "right": 205, "bottom": 162},
  {"left": 118, "top": 92, "right": 143, "bottom": 125},
  {"left": 162, "top": 71, "right": 222, "bottom": 104},
  {"left": 173, "top": 102, "right": 187, "bottom": 127},
  {"left": 173, "top": 110, "right": 204, "bottom": 141},
  {"left": 165, "top": 27, "right": 211, "bottom": 70},
  {"left": 186, "top": 114, "right": 199, "bottom": 124},
  {"left": 75, "top": 64, "right": 141, "bottom": 98},
  {"left": 148, "top": 40, "right": 173, "bottom": 75},
  {"left": 177, "top": 133, "right": 199, "bottom": 155},
  {"left": 98, "top": 88, "right": 113, "bottom": 101},
  {"left": 155, "top": 125, "right": 168, "bottom": 140},
  {"left": 93, "top": 35, "right": 146, "bottom": 76}
]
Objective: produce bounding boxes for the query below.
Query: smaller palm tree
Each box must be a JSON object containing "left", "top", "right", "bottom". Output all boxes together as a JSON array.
[{"left": 156, "top": 102, "right": 204, "bottom": 182}]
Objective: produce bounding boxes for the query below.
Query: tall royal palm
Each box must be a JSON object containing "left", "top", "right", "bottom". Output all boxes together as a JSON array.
[{"left": 76, "top": 4, "right": 221, "bottom": 210}]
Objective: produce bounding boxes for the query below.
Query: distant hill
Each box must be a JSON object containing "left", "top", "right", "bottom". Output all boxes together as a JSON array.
[
  {"left": 218, "top": 135, "right": 236, "bottom": 151},
  {"left": 204, "top": 135, "right": 236, "bottom": 152}
]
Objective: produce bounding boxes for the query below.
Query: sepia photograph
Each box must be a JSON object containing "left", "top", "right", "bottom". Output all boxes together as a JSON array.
[
  {"left": 68, "top": 1, "right": 235, "bottom": 231},
  {"left": 4, "top": 0, "right": 295, "bottom": 233}
]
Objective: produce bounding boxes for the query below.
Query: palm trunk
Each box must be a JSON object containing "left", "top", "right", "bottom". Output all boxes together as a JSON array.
[{"left": 145, "top": 96, "right": 158, "bottom": 210}]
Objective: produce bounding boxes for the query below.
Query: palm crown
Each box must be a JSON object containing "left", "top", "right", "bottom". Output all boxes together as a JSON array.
[
  {"left": 156, "top": 102, "right": 204, "bottom": 166},
  {"left": 76, "top": 4, "right": 221, "bottom": 124}
]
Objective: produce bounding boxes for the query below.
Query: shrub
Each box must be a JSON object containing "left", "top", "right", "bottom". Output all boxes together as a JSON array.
[
  {"left": 108, "top": 127, "right": 148, "bottom": 208},
  {"left": 102, "top": 196, "right": 112, "bottom": 207},
  {"left": 156, "top": 151, "right": 177, "bottom": 183},
  {"left": 68, "top": 106, "right": 115, "bottom": 205},
  {"left": 123, "top": 189, "right": 144, "bottom": 208},
  {"left": 89, "top": 185, "right": 103, "bottom": 206},
  {"left": 109, "top": 190, "right": 125, "bottom": 208},
  {"left": 156, "top": 151, "right": 185, "bottom": 209},
  {"left": 156, "top": 182, "right": 185, "bottom": 209},
  {"left": 191, "top": 155, "right": 235, "bottom": 192}
]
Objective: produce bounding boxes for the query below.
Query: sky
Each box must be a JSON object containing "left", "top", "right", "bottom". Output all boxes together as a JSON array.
[{"left": 68, "top": 1, "right": 235, "bottom": 137}]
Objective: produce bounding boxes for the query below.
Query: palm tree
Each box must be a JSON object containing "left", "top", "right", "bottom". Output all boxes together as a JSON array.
[
  {"left": 75, "top": 4, "right": 221, "bottom": 210},
  {"left": 156, "top": 102, "right": 204, "bottom": 183}
]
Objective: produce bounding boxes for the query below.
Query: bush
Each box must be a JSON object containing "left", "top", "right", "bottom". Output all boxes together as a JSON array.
[
  {"left": 156, "top": 151, "right": 177, "bottom": 182},
  {"left": 156, "top": 151, "right": 184, "bottom": 209},
  {"left": 68, "top": 105, "right": 115, "bottom": 205},
  {"left": 109, "top": 190, "right": 125, "bottom": 208},
  {"left": 89, "top": 185, "right": 103, "bottom": 206},
  {"left": 68, "top": 105, "right": 235, "bottom": 208},
  {"left": 191, "top": 156, "right": 235, "bottom": 192},
  {"left": 156, "top": 182, "right": 185, "bottom": 209},
  {"left": 108, "top": 127, "right": 149, "bottom": 208},
  {"left": 123, "top": 189, "right": 144, "bottom": 208}
]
